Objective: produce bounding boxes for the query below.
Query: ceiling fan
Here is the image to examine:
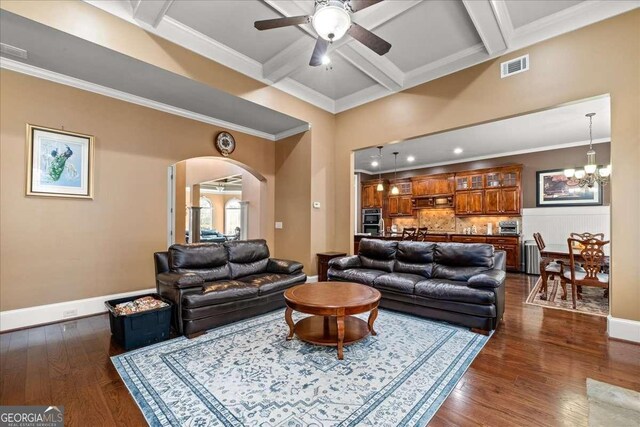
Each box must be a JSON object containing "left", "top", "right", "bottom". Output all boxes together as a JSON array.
[{"left": 254, "top": 0, "right": 391, "bottom": 67}]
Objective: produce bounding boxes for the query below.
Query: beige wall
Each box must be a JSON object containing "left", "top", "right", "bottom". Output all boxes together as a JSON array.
[
  {"left": 0, "top": 2, "right": 638, "bottom": 324},
  {"left": 335, "top": 12, "right": 639, "bottom": 321},
  {"left": 0, "top": 70, "right": 276, "bottom": 310},
  {"left": 0, "top": 0, "right": 336, "bottom": 277}
]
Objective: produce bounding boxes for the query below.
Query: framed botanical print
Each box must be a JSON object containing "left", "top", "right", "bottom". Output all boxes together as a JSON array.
[
  {"left": 536, "top": 169, "right": 602, "bottom": 207},
  {"left": 26, "top": 124, "right": 94, "bottom": 199}
]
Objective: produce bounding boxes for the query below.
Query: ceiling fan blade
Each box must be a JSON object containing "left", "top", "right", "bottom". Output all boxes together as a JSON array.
[
  {"left": 254, "top": 15, "right": 310, "bottom": 30},
  {"left": 347, "top": 23, "right": 391, "bottom": 56},
  {"left": 309, "top": 37, "right": 329, "bottom": 67},
  {"left": 349, "top": 0, "right": 384, "bottom": 12}
]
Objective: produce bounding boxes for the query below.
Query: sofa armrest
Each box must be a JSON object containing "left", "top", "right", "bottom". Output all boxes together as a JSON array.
[
  {"left": 328, "top": 255, "right": 361, "bottom": 270},
  {"left": 157, "top": 272, "right": 204, "bottom": 289},
  {"left": 467, "top": 269, "right": 506, "bottom": 288},
  {"left": 267, "top": 258, "right": 303, "bottom": 274}
]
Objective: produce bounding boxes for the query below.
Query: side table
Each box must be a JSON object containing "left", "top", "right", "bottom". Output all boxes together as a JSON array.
[{"left": 317, "top": 252, "right": 347, "bottom": 282}]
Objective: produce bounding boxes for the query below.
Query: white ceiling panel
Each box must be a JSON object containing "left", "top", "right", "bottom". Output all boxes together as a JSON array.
[
  {"left": 505, "top": 0, "right": 584, "bottom": 29},
  {"left": 374, "top": 0, "right": 481, "bottom": 73},
  {"left": 290, "top": 54, "right": 379, "bottom": 99},
  {"left": 166, "top": 0, "right": 308, "bottom": 63},
  {"left": 354, "top": 96, "right": 611, "bottom": 173}
]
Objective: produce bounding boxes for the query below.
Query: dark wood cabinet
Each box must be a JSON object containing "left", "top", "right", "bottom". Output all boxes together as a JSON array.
[
  {"left": 485, "top": 187, "right": 520, "bottom": 214},
  {"left": 388, "top": 195, "right": 413, "bottom": 216},
  {"left": 361, "top": 181, "right": 384, "bottom": 208},
  {"left": 456, "top": 165, "right": 522, "bottom": 216},
  {"left": 412, "top": 174, "right": 454, "bottom": 197},
  {"left": 486, "top": 236, "right": 520, "bottom": 271},
  {"left": 455, "top": 190, "right": 483, "bottom": 215}
]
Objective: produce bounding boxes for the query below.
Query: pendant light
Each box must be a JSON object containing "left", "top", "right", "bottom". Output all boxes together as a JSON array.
[
  {"left": 376, "top": 146, "right": 384, "bottom": 192},
  {"left": 564, "top": 113, "right": 611, "bottom": 187},
  {"left": 391, "top": 152, "right": 400, "bottom": 195}
]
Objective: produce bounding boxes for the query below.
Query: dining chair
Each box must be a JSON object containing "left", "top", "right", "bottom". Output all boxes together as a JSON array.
[
  {"left": 401, "top": 227, "right": 417, "bottom": 241},
  {"left": 570, "top": 232, "right": 605, "bottom": 240},
  {"left": 532, "top": 232, "right": 563, "bottom": 299},
  {"left": 561, "top": 236, "right": 610, "bottom": 309},
  {"left": 416, "top": 227, "right": 429, "bottom": 242}
]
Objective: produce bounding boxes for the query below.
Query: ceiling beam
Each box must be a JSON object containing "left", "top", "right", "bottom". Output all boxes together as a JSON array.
[
  {"left": 131, "top": 0, "right": 174, "bottom": 28},
  {"left": 261, "top": 0, "right": 419, "bottom": 88},
  {"left": 462, "top": 0, "right": 508, "bottom": 55}
]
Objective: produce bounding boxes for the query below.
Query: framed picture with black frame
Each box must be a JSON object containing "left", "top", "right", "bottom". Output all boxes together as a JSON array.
[{"left": 536, "top": 169, "right": 602, "bottom": 207}]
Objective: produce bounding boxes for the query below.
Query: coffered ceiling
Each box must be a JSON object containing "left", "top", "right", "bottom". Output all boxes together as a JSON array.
[{"left": 86, "top": 0, "right": 637, "bottom": 114}]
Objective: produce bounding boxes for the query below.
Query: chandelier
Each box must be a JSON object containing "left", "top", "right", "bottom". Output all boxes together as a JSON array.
[{"left": 564, "top": 113, "right": 610, "bottom": 188}]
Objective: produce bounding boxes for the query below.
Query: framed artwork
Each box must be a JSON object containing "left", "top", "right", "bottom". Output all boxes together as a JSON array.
[
  {"left": 536, "top": 169, "right": 602, "bottom": 207},
  {"left": 26, "top": 124, "right": 94, "bottom": 199}
]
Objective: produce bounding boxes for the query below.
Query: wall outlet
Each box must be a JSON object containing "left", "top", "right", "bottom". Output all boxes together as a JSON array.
[
  {"left": 275, "top": 222, "right": 283, "bottom": 229},
  {"left": 312, "top": 201, "right": 321, "bottom": 209},
  {"left": 62, "top": 309, "right": 78, "bottom": 319}
]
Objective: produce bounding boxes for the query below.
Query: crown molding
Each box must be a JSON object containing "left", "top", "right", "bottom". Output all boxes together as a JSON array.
[
  {"left": 357, "top": 138, "right": 610, "bottom": 175},
  {"left": 0, "top": 57, "right": 308, "bottom": 141}
]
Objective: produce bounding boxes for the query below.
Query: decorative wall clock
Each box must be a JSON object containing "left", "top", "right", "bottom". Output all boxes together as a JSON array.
[{"left": 215, "top": 132, "right": 236, "bottom": 157}]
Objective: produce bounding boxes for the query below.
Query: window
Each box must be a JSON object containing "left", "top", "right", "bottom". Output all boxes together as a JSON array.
[
  {"left": 200, "top": 197, "right": 214, "bottom": 230},
  {"left": 225, "top": 199, "right": 242, "bottom": 235}
]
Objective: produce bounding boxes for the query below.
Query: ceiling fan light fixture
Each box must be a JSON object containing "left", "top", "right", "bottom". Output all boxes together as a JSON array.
[
  {"left": 312, "top": 1, "right": 351, "bottom": 41},
  {"left": 321, "top": 55, "right": 331, "bottom": 65}
]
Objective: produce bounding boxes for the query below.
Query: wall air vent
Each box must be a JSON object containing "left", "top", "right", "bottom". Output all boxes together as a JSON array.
[
  {"left": 0, "top": 43, "right": 28, "bottom": 60},
  {"left": 501, "top": 54, "right": 529, "bottom": 78}
]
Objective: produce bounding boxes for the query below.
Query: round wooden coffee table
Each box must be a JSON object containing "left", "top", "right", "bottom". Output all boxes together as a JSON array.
[{"left": 284, "top": 281, "right": 381, "bottom": 360}]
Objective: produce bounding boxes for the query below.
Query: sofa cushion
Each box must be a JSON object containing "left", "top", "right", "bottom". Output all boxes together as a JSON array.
[
  {"left": 374, "top": 273, "right": 424, "bottom": 294},
  {"left": 183, "top": 280, "right": 258, "bottom": 308},
  {"left": 225, "top": 240, "right": 270, "bottom": 278},
  {"left": 239, "top": 272, "right": 307, "bottom": 295},
  {"left": 358, "top": 239, "right": 398, "bottom": 273},
  {"left": 169, "top": 243, "right": 230, "bottom": 282},
  {"left": 394, "top": 241, "right": 435, "bottom": 277},
  {"left": 432, "top": 265, "right": 492, "bottom": 281},
  {"left": 414, "top": 279, "right": 495, "bottom": 305},
  {"left": 327, "top": 268, "right": 384, "bottom": 286},
  {"left": 435, "top": 243, "right": 494, "bottom": 268}
]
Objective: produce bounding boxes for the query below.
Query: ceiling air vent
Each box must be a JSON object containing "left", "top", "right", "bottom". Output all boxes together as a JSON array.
[
  {"left": 0, "top": 43, "right": 28, "bottom": 60},
  {"left": 501, "top": 54, "right": 528, "bottom": 78}
]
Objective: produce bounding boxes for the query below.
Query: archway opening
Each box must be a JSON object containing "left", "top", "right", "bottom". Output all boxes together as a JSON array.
[{"left": 168, "top": 156, "right": 268, "bottom": 246}]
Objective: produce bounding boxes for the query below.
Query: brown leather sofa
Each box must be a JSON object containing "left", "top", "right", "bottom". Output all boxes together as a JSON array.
[
  {"left": 154, "top": 239, "right": 306, "bottom": 337},
  {"left": 328, "top": 239, "right": 506, "bottom": 331}
]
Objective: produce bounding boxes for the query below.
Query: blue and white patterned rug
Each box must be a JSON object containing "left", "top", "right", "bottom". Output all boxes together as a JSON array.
[{"left": 112, "top": 309, "right": 489, "bottom": 426}]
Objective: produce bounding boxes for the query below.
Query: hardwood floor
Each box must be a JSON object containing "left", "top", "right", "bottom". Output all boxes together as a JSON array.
[{"left": 1, "top": 274, "right": 638, "bottom": 426}]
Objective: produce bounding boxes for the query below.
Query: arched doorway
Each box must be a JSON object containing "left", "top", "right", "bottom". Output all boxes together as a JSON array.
[{"left": 168, "top": 157, "right": 268, "bottom": 246}]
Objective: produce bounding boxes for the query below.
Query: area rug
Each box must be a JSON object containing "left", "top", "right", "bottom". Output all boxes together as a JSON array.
[
  {"left": 587, "top": 378, "right": 640, "bottom": 426},
  {"left": 526, "top": 277, "right": 608, "bottom": 317},
  {"left": 112, "top": 309, "right": 489, "bottom": 426}
]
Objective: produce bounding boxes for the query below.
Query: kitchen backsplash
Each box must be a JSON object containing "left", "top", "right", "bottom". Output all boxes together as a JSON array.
[{"left": 391, "top": 211, "right": 520, "bottom": 234}]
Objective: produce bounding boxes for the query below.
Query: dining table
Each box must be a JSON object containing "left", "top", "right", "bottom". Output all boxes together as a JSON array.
[{"left": 539, "top": 243, "right": 610, "bottom": 301}]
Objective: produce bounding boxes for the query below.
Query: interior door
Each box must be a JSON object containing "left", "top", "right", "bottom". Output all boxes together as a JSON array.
[{"left": 167, "top": 165, "right": 176, "bottom": 246}]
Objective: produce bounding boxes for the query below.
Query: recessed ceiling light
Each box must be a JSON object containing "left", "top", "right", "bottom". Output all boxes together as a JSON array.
[
  {"left": 321, "top": 55, "right": 331, "bottom": 65},
  {"left": 371, "top": 161, "right": 379, "bottom": 167},
  {"left": 407, "top": 155, "right": 415, "bottom": 162},
  {"left": 454, "top": 148, "right": 463, "bottom": 154}
]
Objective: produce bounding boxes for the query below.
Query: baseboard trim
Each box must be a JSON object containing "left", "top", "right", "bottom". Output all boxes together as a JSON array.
[
  {"left": 607, "top": 315, "right": 640, "bottom": 343},
  {"left": 306, "top": 275, "right": 319, "bottom": 283},
  {"left": 0, "top": 288, "right": 155, "bottom": 332}
]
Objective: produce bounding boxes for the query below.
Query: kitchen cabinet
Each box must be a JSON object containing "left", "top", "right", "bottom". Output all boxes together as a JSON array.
[
  {"left": 486, "top": 236, "right": 520, "bottom": 271},
  {"left": 388, "top": 195, "right": 413, "bottom": 216},
  {"left": 485, "top": 188, "right": 520, "bottom": 214},
  {"left": 455, "top": 174, "right": 484, "bottom": 191},
  {"left": 412, "top": 174, "right": 454, "bottom": 196},
  {"left": 361, "top": 181, "right": 384, "bottom": 208},
  {"left": 451, "top": 235, "right": 487, "bottom": 243},
  {"left": 455, "top": 190, "right": 483, "bottom": 215},
  {"left": 484, "top": 167, "right": 520, "bottom": 189}
]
